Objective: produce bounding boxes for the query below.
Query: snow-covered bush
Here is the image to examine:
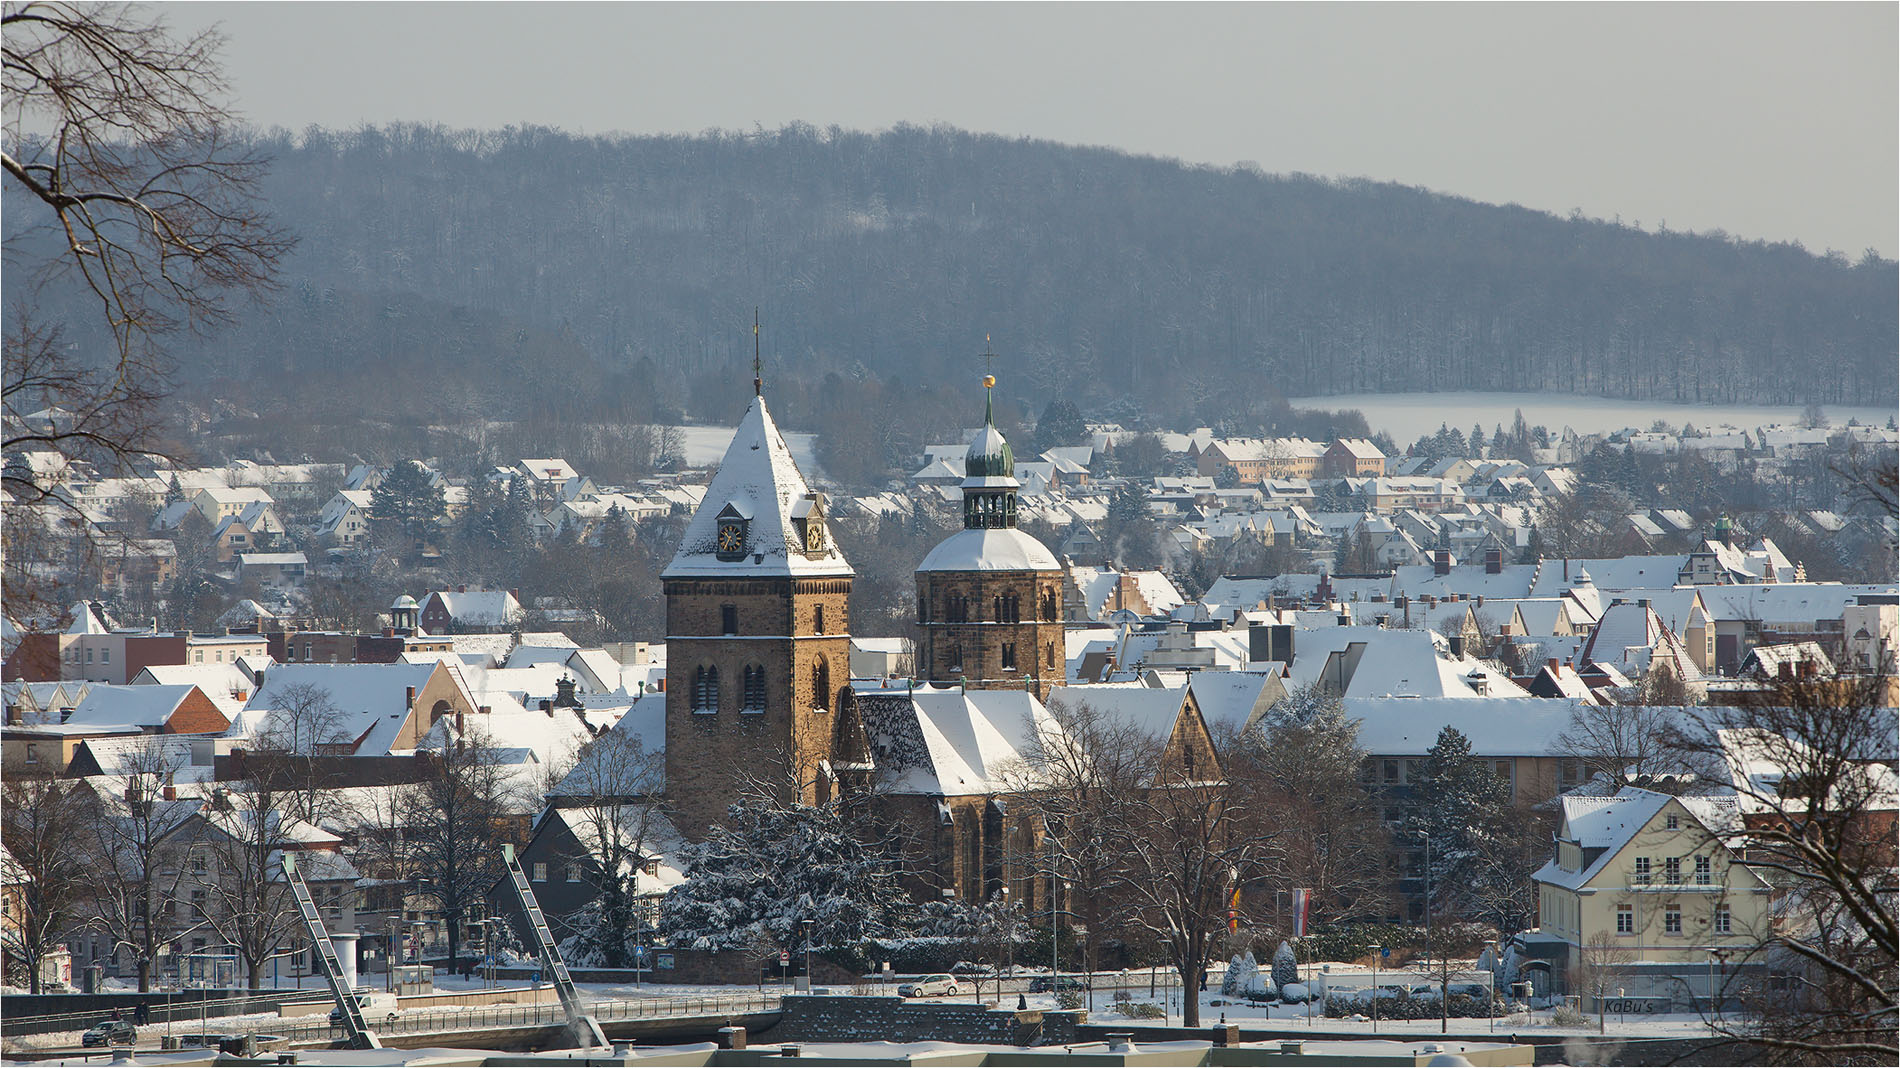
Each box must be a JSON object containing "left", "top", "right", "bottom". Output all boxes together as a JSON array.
[
  {"left": 1271, "top": 940, "right": 1300, "bottom": 990},
  {"left": 1280, "top": 982, "right": 1311, "bottom": 1003},
  {"left": 1323, "top": 992, "right": 1505, "bottom": 1020},
  {"left": 1220, "top": 951, "right": 1258, "bottom": 997}
]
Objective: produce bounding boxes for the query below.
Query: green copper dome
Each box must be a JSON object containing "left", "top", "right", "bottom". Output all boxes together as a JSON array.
[{"left": 963, "top": 386, "right": 1015, "bottom": 478}]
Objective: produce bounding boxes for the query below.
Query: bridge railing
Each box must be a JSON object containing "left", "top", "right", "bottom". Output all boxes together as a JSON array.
[{"left": 249, "top": 993, "right": 783, "bottom": 1046}]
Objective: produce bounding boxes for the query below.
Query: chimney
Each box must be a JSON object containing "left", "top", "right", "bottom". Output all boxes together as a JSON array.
[
  {"left": 510, "top": 588, "right": 519, "bottom": 603},
  {"left": 457, "top": 584, "right": 467, "bottom": 594},
  {"left": 1447, "top": 635, "right": 1466, "bottom": 659},
  {"left": 1434, "top": 548, "right": 1451, "bottom": 576},
  {"left": 1548, "top": 657, "right": 1561, "bottom": 672},
  {"left": 384, "top": 627, "right": 395, "bottom": 638},
  {"left": 1484, "top": 547, "right": 1503, "bottom": 575},
  {"left": 404, "top": 686, "right": 416, "bottom": 709},
  {"left": 1638, "top": 598, "right": 1652, "bottom": 609}
]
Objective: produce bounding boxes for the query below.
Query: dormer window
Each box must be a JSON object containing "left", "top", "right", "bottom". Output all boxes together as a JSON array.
[
  {"left": 793, "top": 494, "right": 827, "bottom": 556},
  {"left": 715, "top": 502, "right": 751, "bottom": 561}
]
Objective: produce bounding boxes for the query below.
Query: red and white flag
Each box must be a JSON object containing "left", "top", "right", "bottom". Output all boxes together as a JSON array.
[{"left": 1291, "top": 888, "right": 1311, "bottom": 938}]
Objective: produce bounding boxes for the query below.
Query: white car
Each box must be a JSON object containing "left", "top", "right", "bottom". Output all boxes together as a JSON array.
[{"left": 897, "top": 974, "right": 962, "bottom": 998}]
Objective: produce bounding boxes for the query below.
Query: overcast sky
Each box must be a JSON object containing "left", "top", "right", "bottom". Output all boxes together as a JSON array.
[{"left": 164, "top": 2, "right": 1897, "bottom": 257}]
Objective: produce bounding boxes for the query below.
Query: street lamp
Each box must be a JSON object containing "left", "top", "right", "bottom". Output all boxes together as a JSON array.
[
  {"left": 1413, "top": 829, "right": 1446, "bottom": 1035},
  {"left": 801, "top": 919, "right": 814, "bottom": 995},
  {"left": 1708, "top": 949, "right": 1731, "bottom": 1035}
]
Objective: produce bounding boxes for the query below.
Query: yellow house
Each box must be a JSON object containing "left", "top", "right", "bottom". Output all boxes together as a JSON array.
[{"left": 1525, "top": 787, "right": 1772, "bottom": 1002}]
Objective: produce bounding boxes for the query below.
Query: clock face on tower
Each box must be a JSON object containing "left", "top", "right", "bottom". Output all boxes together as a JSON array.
[
  {"left": 805, "top": 520, "right": 825, "bottom": 554},
  {"left": 717, "top": 520, "right": 746, "bottom": 555}
]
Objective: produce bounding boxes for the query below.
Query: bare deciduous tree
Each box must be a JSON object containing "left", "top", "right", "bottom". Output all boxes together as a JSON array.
[
  {"left": 402, "top": 724, "right": 523, "bottom": 972},
  {"left": 1557, "top": 702, "right": 1687, "bottom": 790},
  {"left": 545, "top": 729, "right": 667, "bottom": 968},
  {"left": 1572, "top": 932, "right": 1636, "bottom": 1035},
  {"left": 0, "top": 761, "right": 92, "bottom": 992},
  {"left": 1110, "top": 755, "right": 1269, "bottom": 1027},
  {"left": 248, "top": 683, "right": 351, "bottom": 827},
  {"left": 1668, "top": 669, "right": 1898, "bottom": 1062},
  {"left": 1221, "top": 691, "right": 1395, "bottom": 925},
  {"left": 3, "top": 0, "right": 292, "bottom": 613},
  {"left": 999, "top": 699, "right": 1152, "bottom": 986},
  {"left": 83, "top": 739, "right": 200, "bottom": 991},
  {"left": 186, "top": 786, "right": 299, "bottom": 989}
]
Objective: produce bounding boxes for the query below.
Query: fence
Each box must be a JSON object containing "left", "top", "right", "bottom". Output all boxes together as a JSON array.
[
  {"left": 241, "top": 992, "right": 783, "bottom": 1047},
  {"left": 1, "top": 993, "right": 331, "bottom": 1037}
]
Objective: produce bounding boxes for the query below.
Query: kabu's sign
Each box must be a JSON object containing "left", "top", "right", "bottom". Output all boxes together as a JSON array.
[{"left": 1600, "top": 997, "right": 1665, "bottom": 1014}]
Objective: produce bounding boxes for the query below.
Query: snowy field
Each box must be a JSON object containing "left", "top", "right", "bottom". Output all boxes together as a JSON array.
[
  {"left": 1287, "top": 391, "right": 1896, "bottom": 442},
  {"left": 667, "top": 425, "right": 825, "bottom": 478}
]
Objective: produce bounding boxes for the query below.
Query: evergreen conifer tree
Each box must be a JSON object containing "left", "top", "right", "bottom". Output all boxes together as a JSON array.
[
  {"left": 1408, "top": 726, "right": 1511, "bottom": 920},
  {"left": 1271, "top": 940, "right": 1300, "bottom": 990}
]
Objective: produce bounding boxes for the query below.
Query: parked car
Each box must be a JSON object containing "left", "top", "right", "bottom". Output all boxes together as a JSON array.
[
  {"left": 896, "top": 974, "right": 962, "bottom": 998},
  {"left": 1029, "top": 975, "right": 1088, "bottom": 993},
  {"left": 81, "top": 1019, "right": 136, "bottom": 1047}
]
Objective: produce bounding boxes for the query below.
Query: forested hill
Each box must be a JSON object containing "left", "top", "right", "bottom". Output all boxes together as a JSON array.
[{"left": 17, "top": 123, "right": 1898, "bottom": 434}]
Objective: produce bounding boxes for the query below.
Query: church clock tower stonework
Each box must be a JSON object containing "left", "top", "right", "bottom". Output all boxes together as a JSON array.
[
  {"left": 662, "top": 395, "right": 859, "bottom": 837},
  {"left": 916, "top": 376, "right": 1066, "bottom": 701}
]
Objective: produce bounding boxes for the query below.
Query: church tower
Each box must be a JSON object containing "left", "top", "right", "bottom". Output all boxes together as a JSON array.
[
  {"left": 662, "top": 392, "right": 857, "bottom": 836},
  {"left": 915, "top": 375, "right": 1066, "bottom": 701}
]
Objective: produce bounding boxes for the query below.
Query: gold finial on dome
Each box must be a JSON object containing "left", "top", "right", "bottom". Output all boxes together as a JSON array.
[{"left": 984, "top": 374, "right": 996, "bottom": 388}]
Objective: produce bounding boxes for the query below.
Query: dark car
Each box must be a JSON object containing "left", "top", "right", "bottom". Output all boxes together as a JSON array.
[
  {"left": 1029, "top": 976, "right": 1088, "bottom": 993},
  {"left": 81, "top": 1019, "right": 136, "bottom": 1047}
]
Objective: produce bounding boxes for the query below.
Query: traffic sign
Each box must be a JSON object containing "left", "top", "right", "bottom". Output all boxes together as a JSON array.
[{"left": 779, "top": 950, "right": 791, "bottom": 966}]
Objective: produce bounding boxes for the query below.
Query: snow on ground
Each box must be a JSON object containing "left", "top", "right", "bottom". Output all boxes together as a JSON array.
[
  {"left": 3, "top": 965, "right": 1716, "bottom": 1052},
  {"left": 1285, "top": 391, "right": 1894, "bottom": 444}
]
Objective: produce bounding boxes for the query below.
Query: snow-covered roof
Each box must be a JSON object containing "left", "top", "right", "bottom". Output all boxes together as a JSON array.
[
  {"left": 1696, "top": 583, "right": 1891, "bottom": 625},
  {"left": 545, "top": 805, "right": 686, "bottom": 896},
  {"left": 549, "top": 692, "right": 667, "bottom": 797},
  {"left": 916, "top": 527, "right": 1061, "bottom": 572},
  {"left": 663, "top": 397, "right": 852, "bottom": 579},
  {"left": 1534, "top": 787, "right": 1748, "bottom": 891},
  {"left": 1741, "top": 642, "right": 1836, "bottom": 678},
  {"left": 1579, "top": 602, "right": 1703, "bottom": 680},
  {"left": 864, "top": 685, "right": 1054, "bottom": 796},
  {"left": 1346, "top": 696, "right": 1581, "bottom": 757},
  {"left": 427, "top": 589, "right": 522, "bottom": 626},
  {"left": 65, "top": 684, "right": 222, "bottom": 732},
  {"left": 243, "top": 663, "right": 450, "bottom": 756},
  {"left": 237, "top": 552, "right": 306, "bottom": 567},
  {"left": 1389, "top": 564, "right": 1539, "bottom": 601},
  {"left": 1047, "top": 682, "right": 1191, "bottom": 745},
  {"left": 66, "top": 600, "right": 112, "bottom": 635},
  {"left": 1184, "top": 672, "right": 1281, "bottom": 738},
  {"left": 423, "top": 702, "right": 592, "bottom": 775}
]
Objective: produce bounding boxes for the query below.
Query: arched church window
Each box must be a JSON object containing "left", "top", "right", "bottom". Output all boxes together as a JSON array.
[
  {"left": 742, "top": 664, "right": 766, "bottom": 713},
  {"left": 1042, "top": 591, "right": 1058, "bottom": 621},
  {"left": 812, "top": 658, "right": 832, "bottom": 713},
  {"left": 693, "top": 665, "right": 720, "bottom": 713}
]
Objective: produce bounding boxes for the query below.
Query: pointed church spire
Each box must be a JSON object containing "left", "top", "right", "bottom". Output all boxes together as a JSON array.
[{"left": 753, "top": 308, "right": 763, "bottom": 397}]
